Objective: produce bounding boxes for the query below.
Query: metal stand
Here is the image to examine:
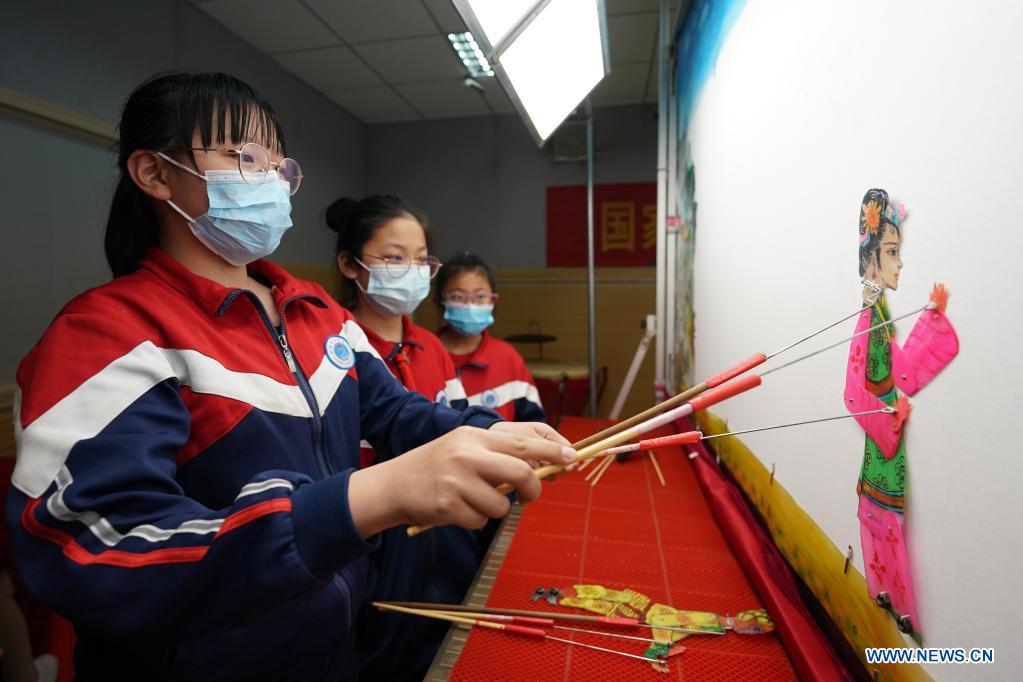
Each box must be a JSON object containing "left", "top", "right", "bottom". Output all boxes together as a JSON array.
[
  {"left": 608, "top": 315, "right": 657, "bottom": 420},
  {"left": 585, "top": 106, "right": 597, "bottom": 417}
]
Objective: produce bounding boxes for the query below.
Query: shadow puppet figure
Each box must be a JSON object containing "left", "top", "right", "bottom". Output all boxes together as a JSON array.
[{"left": 844, "top": 188, "right": 959, "bottom": 637}]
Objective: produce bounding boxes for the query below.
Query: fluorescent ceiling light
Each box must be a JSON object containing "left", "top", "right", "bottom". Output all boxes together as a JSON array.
[
  {"left": 499, "top": 0, "right": 607, "bottom": 142},
  {"left": 447, "top": 32, "right": 494, "bottom": 78},
  {"left": 452, "top": 0, "right": 609, "bottom": 145},
  {"left": 468, "top": 0, "right": 538, "bottom": 46}
]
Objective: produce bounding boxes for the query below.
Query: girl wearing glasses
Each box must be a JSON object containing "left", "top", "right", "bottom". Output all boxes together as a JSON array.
[
  {"left": 436, "top": 252, "right": 545, "bottom": 423},
  {"left": 327, "top": 195, "right": 463, "bottom": 432},
  {"left": 7, "top": 72, "right": 572, "bottom": 681},
  {"left": 327, "top": 197, "right": 510, "bottom": 679}
]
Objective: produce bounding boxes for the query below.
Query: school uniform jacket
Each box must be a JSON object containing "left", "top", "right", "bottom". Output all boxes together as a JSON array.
[
  {"left": 354, "top": 317, "right": 481, "bottom": 680},
  {"left": 446, "top": 330, "right": 545, "bottom": 423},
  {"left": 360, "top": 316, "right": 465, "bottom": 407},
  {"left": 357, "top": 316, "right": 466, "bottom": 467},
  {"left": 6, "top": 248, "right": 501, "bottom": 681}
]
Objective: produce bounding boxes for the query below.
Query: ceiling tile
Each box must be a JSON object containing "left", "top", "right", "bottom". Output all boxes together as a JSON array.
[
  {"left": 589, "top": 62, "right": 648, "bottom": 106},
  {"left": 190, "top": 0, "right": 667, "bottom": 124},
  {"left": 326, "top": 85, "right": 421, "bottom": 123},
  {"left": 606, "top": 12, "right": 657, "bottom": 64},
  {"left": 421, "top": 0, "right": 467, "bottom": 34},
  {"left": 355, "top": 35, "right": 463, "bottom": 83},
  {"left": 421, "top": 108, "right": 495, "bottom": 120},
  {"left": 303, "top": 0, "right": 435, "bottom": 43},
  {"left": 394, "top": 80, "right": 492, "bottom": 117},
  {"left": 196, "top": 0, "right": 340, "bottom": 53},
  {"left": 274, "top": 46, "right": 381, "bottom": 90}
]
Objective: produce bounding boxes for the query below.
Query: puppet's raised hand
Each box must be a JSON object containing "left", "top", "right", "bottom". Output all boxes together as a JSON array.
[
  {"left": 929, "top": 283, "right": 949, "bottom": 313},
  {"left": 893, "top": 395, "right": 912, "bottom": 432},
  {"left": 893, "top": 285, "right": 959, "bottom": 396}
]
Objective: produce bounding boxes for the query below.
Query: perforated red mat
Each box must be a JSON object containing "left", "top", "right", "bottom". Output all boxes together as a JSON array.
[{"left": 448, "top": 417, "right": 799, "bottom": 681}]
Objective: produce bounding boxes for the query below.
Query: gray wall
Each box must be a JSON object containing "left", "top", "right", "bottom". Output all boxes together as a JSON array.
[
  {"left": 364, "top": 104, "right": 657, "bottom": 268},
  {"left": 0, "top": 0, "right": 364, "bottom": 381}
]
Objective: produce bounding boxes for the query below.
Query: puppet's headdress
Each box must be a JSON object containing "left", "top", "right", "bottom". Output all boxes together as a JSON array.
[{"left": 859, "top": 189, "right": 907, "bottom": 247}]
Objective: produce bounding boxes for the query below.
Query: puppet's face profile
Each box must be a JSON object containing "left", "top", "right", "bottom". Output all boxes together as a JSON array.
[{"left": 874, "top": 224, "right": 903, "bottom": 290}]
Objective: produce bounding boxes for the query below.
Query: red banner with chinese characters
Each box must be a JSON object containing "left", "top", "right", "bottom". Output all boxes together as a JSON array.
[{"left": 546, "top": 182, "right": 657, "bottom": 267}]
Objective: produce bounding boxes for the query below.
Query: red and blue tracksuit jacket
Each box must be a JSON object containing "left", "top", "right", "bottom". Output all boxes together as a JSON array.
[
  {"left": 355, "top": 318, "right": 485, "bottom": 680},
  {"left": 357, "top": 316, "right": 467, "bottom": 468},
  {"left": 6, "top": 248, "right": 501, "bottom": 681},
  {"left": 446, "top": 330, "right": 545, "bottom": 423},
  {"left": 360, "top": 316, "right": 465, "bottom": 408}
]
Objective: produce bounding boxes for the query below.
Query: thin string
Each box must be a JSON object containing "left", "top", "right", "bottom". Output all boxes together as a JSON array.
[
  {"left": 761, "top": 305, "right": 928, "bottom": 377},
  {"left": 766, "top": 306, "right": 865, "bottom": 359},
  {"left": 544, "top": 635, "right": 660, "bottom": 663},
  {"left": 701, "top": 407, "right": 895, "bottom": 440}
]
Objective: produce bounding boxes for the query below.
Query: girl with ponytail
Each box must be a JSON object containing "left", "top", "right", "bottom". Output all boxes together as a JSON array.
[{"left": 9, "top": 72, "right": 570, "bottom": 681}]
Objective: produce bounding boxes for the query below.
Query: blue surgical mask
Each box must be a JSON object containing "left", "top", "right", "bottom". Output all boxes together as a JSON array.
[
  {"left": 159, "top": 152, "right": 293, "bottom": 266},
  {"left": 444, "top": 303, "right": 495, "bottom": 336},
  {"left": 356, "top": 261, "right": 431, "bottom": 317}
]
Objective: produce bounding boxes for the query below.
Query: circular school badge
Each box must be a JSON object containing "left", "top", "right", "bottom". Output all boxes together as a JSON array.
[
  {"left": 435, "top": 389, "right": 449, "bottom": 406},
  {"left": 482, "top": 389, "right": 499, "bottom": 408},
  {"left": 324, "top": 335, "right": 355, "bottom": 370}
]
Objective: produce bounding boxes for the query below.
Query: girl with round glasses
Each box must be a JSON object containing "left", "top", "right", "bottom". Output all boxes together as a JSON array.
[
  {"left": 328, "top": 195, "right": 456, "bottom": 416},
  {"left": 436, "top": 251, "right": 545, "bottom": 424},
  {"left": 328, "top": 196, "right": 516, "bottom": 679},
  {"left": 8, "top": 72, "right": 572, "bottom": 682}
]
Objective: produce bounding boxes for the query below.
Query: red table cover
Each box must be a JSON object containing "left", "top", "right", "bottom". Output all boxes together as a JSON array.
[{"left": 448, "top": 417, "right": 808, "bottom": 681}]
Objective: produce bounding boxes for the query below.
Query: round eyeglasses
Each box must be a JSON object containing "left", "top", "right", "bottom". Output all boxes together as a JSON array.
[
  {"left": 442, "top": 292, "right": 498, "bottom": 305},
  {"left": 359, "top": 254, "right": 442, "bottom": 279},
  {"left": 180, "top": 142, "right": 303, "bottom": 195}
]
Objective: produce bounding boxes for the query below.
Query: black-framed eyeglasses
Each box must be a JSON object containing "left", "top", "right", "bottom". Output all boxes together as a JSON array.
[
  {"left": 358, "top": 254, "right": 442, "bottom": 279},
  {"left": 178, "top": 142, "right": 303, "bottom": 195}
]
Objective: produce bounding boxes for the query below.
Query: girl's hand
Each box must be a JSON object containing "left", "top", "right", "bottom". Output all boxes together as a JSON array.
[
  {"left": 348, "top": 426, "right": 576, "bottom": 536},
  {"left": 490, "top": 421, "right": 577, "bottom": 475},
  {"left": 489, "top": 420, "right": 570, "bottom": 445}
]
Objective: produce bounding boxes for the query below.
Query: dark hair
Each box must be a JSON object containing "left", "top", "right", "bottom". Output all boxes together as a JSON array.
[
  {"left": 104, "top": 72, "right": 285, "bottom": 277},
  {"left": 858, "top": 188, "right": 900, "bottom": 277},
  {"left": 433, "top": 251, "right": 497, "bottom": 310},
  {"left": 325, "top": 194, "right": 431, "bottom": 308}
]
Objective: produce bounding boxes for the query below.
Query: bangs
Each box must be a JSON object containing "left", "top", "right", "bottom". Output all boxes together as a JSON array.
[{"left": 172, "top": 73, "right": 285, "bottom": 154}]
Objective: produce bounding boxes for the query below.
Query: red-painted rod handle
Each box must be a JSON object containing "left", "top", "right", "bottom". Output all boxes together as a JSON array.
[
  {"left": 688, "top": 374, "right": 762, "bottom": 412},
  {"left": 638, "top": 431, "right": 703, "bottom": 449},
  {"left": 599, "top": 616, "right": 640, "bottom": 626},
  {"left": 704, "top": 353, "right": 767, "bottom": 388},
  {"left": 504, "top": 624, "right": 547, "bottom": 638}
]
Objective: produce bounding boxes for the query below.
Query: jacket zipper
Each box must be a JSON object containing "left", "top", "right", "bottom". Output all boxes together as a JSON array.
[
  {"left": 237, "top": 291, "right": 353, "bottom": 629},
  {"left": 248, "top": 293, "right": 331, "bottom": 478}
]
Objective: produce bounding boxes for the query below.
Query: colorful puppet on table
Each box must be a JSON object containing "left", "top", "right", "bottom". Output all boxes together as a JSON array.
[
  {"left": 556, "top": 583, "right": 774, "bottom": 672},
  {"left": 846, "top": 189, "right": 959, "bottom": 636}
]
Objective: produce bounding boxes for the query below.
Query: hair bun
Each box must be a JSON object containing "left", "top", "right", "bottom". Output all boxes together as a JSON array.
[{"left": 325, "top": 197, "right": 360, "bottom": 233}]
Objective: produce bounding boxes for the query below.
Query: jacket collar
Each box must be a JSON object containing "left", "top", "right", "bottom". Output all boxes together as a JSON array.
[
  {"left": 140, "top": 247, "right": 328, "bottom": 318},
  {"left": 360, "top": 315, "right": 425, "bottom": 358},
  {"left": 439, "top": 327, "right": 490, "bottom": 368}
]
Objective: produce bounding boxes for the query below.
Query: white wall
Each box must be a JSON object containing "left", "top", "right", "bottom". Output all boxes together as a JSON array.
[
  {"left": 0, "top": 0, "right": 364, "bottom": 381},
  {"left": 687, "top": 1, "right": 1022, "bottom": 677}
]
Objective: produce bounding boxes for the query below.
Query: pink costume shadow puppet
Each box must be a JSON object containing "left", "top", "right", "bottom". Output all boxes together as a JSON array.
[{"left": 844, "top": 189, "right": 958, "bottom": 636}]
